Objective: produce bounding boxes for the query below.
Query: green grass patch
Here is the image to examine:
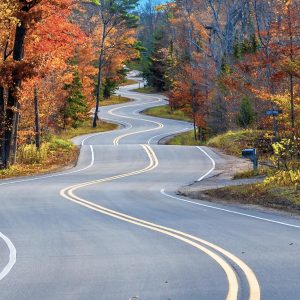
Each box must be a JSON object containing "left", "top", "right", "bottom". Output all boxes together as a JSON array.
[
  {"left": 143, "top": 105, "right": 192, "bottom": 122},
  {"left": 207, "top": 130, "right": 267, "bottom": 157},
  {"left": 166, "top": 130, "right": 199, "bottom": 146},
  {"left": 119, "top": 79, "right": 137, "bottom": 86},
  {"left": 132, "top": 86, "right": 157, "bottom": 94},
  {"left": 58, "top": 120, "right": 117, "bottom": 140},
  {"left": 100, "top": 95, "right": 131, "bottom": 107}
]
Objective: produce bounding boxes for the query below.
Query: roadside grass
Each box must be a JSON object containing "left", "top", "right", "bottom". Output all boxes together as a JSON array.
[
  {"left": 166, "top": 130, "right": 199, "bottom": 146},
  {"left": 143, "top": 105, "right": 192, "bottom": 122},
  {"left": 206, "top": 129, "right": 266, "bottom": 157},
  {"left": 166, "top": 129, "right": 269, "bottom": 149},
  {"left": 0, "top": 120, "right": 118, "bottom": 180},
  {"left": 233, "top": 168, "right": 273, "bottom": 180},
  {"left": 132, "top": 86, "right": 157, "bottom": 94},
  {"left": 203, "top": 183, "right": 300, "bottom": 213},
  {"left": 58, "top": 120, "right": 118, "bottom": 140},
  {"left": 0, "top": 137, "right": 79, "bottom": 180},
  {"left": 168, "top": 128, "right": 300, "bottom": 213},
  {"left": 100, "top": 95, "right": 131, "bottom": 106},
  {"left": 0, "top": 92, "right": 127, "bottom": 180},
  {"left": 119, "top": 79, "right": 137, "bottom": 86}
]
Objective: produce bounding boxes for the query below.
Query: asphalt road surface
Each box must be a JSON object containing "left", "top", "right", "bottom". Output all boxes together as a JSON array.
[{"left": 0, "top": 79, "right": 300, "bottom": 300}]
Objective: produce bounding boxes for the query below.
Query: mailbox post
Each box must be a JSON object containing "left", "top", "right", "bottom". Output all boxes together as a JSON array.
[{"left": 242, "top": 148, "right": 258, "bottom": 171}]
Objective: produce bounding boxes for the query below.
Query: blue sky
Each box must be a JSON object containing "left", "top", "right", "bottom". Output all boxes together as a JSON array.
[{"left": 138, "top": 0, "right": 167, "bottom": 5}]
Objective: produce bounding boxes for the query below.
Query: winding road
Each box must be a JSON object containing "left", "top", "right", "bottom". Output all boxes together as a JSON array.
[{"left": 0, "top": 78, "right": 300, "bottom": 299}]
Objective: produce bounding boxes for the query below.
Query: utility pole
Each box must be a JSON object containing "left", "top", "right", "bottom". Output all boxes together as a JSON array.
[{"left": 191, "top": 80, "right": 197, "bottom": 141}]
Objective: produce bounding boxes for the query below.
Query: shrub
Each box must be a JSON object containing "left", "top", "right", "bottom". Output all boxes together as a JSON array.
[
  {"left": 17, "top": 143, "right": 49, "bottom": 164},
  {"left": 264, "top": 170, "right": 300, "bottom": 190},
  {"left": 271, "top": 136, "right": 300, "bottom": 171},
  {"left": 49, "top": 136, "right": 74, "bottom": 151}
]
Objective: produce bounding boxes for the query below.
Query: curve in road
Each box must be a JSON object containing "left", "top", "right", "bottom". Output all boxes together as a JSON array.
[
  {"left": 1, "top": 77, "right": 300, "bottom": 300},
  {"left": 60, "top": 144, "right": 259, "bottom": 300}
]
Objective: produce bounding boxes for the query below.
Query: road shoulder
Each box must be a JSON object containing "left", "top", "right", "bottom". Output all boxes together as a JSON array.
[{"left": 179, "top": 147, "right": 300, "bottom": 215}]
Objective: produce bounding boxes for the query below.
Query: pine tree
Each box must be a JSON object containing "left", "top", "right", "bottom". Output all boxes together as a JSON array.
[
  {"left": 237, "top": 97, "right": 255, "bottom": 128},
  {"left": 64, "top": 70, "right": 89, "bottom": 128},
  {"left": 144, "top": 30, "right": 168, "bottom": 91}
]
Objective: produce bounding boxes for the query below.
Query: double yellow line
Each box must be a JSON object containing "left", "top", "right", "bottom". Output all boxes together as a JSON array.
[
  {"left": 113, "top": 122, "right": 163, "bottom": 146},
  {"left": 106, "top": 100, "right": 164, "bottom": 146},
  {"left": 60, "top": 145, "right": 260, "bottom": 300}
]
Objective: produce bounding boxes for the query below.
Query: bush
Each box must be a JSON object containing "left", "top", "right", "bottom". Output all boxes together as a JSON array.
[
  {"left": 49, "top": 136, "right": 74, "bottom": 151},
  {"left": 264, "top": 170, "right": 300, "bottom": 190},
  {"left": 271, "top": 137, "right": 300, "bottom": 171},
  {"left": 17, "top": 143, "right": 49, "bottom": 164}
]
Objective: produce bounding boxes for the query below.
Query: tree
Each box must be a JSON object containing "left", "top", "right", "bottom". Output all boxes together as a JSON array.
[
  {"left": 237, "top": 97, "right": 255, "bottom": 128},
  {"left": 145, "top": 30, "right": 168, "bottom": 91},
  {"left": 0, "top": 0, "right": 77, "bottom": 168},
  {"left": 63, "top": 70, "right": 89, "bottom": 129},
  {"left": 90, "top": 0, "right": 139, "bottom": 128}
]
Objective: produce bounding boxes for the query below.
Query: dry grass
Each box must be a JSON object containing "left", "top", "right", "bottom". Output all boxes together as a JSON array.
[
  {"left": 203, "top": 183, "right": 300, "bottom": 213},
  {"left": 0, "top": 119, "right": 118, "bottom": 180},
  {"left": 59, "top": 120, "right": 118, "bottom": 140},
  {"left": 233, "top": 168, "right": 272, "bottom": 179},
  {"left": 207, "top": 130, "right": 265, "bottom": 157},
  {"left": 0, "top": 140, "right": 79, "bottom": 180}
]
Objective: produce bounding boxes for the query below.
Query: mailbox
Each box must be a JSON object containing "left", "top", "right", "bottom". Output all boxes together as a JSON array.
[
  {"left": 242, "top": 148, "right": 258, "bottom": 170},
  {"left": 242, "top": 148, "right": 256, "bottom": 161}
]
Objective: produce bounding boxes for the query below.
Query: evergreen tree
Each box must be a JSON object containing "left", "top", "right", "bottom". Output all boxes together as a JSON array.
[
  {"left": 144, "top": 30, "right": 168, "bottom": 91},
  {"left": 237, "top": 97, "right": 255, "bottom": 128},
  {"left": 64, "top": 70, "right": 89, "bottom": 128}
]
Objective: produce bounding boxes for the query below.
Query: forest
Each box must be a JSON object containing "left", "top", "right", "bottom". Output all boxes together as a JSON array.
[
  {"left": 0, "top": 0, "right": 299, "bottom": 196},
  {"left": 138, "top": 0, "right": 300, "bottom": 193},
  {"left": 0, "top": 0, "right": 139, "bottom": 171}
]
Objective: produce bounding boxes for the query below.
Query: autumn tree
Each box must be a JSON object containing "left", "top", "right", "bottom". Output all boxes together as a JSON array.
[
  {"left": 0, "top": 0, "right": 86, "bottom": 168},
  {"left": 90, "top": 0, "right": 139, "bottom": 128}
]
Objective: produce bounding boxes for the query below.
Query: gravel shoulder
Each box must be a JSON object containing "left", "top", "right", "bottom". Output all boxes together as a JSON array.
[
  {"left": 179, "top": 147, "right": 262, "bottom": 196},
  {"left": 178, "top": 147, "right": 300, "bottom": 215}
]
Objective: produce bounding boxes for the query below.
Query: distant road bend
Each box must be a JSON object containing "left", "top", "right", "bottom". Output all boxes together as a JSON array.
[{"left": 1, "top": 77, "right": 300, "bottom": 300}]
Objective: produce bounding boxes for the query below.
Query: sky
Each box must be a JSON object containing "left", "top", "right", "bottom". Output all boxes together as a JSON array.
[{"left": 138, "top": 0, "right": 167, "bottom": 5}]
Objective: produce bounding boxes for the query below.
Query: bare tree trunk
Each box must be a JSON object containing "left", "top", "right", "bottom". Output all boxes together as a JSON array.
[
  {"left": 3, "top": 21, "right": 26, "bottom": 168},
  {"left": 191, "top": 80, "right": 197, "bottom": 141},
  {"left": 0, "top": 87, "right": 5, "bottom": 168},
  {"left": 10, "top": 101, "right": 20, "bottom": 165},
  {"left": 287, "top": 4, "right": 295, "bottom": 130},
  {"left": 34, "top": 85, "right": 41, "bottom": 149},
  {"left": 93, "top": 48, "right": 104, "bottom": 128},
  {"left": 93, "top": 12, "right": 107, "bottom": 128}
]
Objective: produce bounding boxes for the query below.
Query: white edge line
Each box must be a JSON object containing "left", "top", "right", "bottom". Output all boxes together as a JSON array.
[
  {"left": 0, "top": 145, "right": 95, "bottom": 187},
  {"left": 0, "top": 145, "right": 95, "bottom": 280},
  {"left": 0, "top": 232, "right": 16, "bottom": 281},
  {"left": 197, "top": 146, "right": 216, "bottom": 181},
  {"left": 160, "top": 189, "right": 300, "bottom": 229},
  {"left": 161, "top": 145, "right": 300, "bottom": 229}
]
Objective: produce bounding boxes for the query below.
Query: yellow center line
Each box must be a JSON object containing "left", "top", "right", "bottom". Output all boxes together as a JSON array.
[
  {"left": 60, "top": 144, "right": 260, "bottom": 300},
  {"left": 106, "top": 99, "right": 164, "bottom": 146}
]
